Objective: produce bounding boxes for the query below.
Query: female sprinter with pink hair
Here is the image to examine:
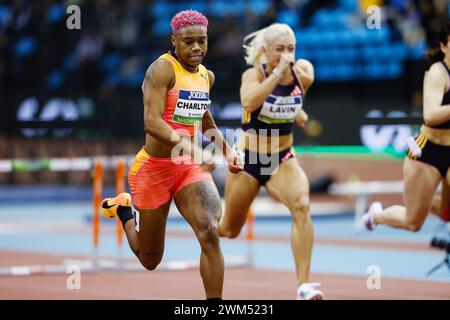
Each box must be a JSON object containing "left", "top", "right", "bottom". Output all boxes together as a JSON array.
[{"left": 101, "top": 10, "right": 242, "bottom": 300}]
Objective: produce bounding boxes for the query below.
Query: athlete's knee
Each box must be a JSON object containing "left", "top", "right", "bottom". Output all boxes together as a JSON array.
[
  {"left": 406, "top": 219, "right": 423, "bottom": 232},
  {"left": 218, "top": 223, "right": 241, "bottom": 239},
  {"left": 290, "top": 195, "right": 311, "bottom": 223},
  {"left": 140, "top": 254, "right": 163, "bottom": 271},
  {"left": 405, "top": 214, "right": 425, "bottom": 232},
  {"left": 142, "top": 261, "right": 159, "bottom": 271},
  {"left": 197, "top": 222, "right": 220, "bottom": 250}
]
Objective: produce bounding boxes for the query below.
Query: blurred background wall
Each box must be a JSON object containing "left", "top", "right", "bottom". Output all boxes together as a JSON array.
[{"left": 0, "top": 0, "right": 448, "bottom": 186}]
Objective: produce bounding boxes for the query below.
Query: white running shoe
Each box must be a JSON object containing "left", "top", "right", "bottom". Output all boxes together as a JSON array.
[
  {"left": 362, "top": 201, "right": 383, "bottom": 231},
  {"left": 296, "top": 282, "right": 324, "bottom": 300}
]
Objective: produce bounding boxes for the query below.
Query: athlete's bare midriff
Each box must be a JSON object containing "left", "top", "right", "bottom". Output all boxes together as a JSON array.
[
  {"left": 421, "top": 125, "right": 450, "bottom": 146},
  {"left": 239, "top": 130, "right": 293, "bottom": 153},
  {"left": 144, "top": 133, "right": 197, "bottom": 158}
]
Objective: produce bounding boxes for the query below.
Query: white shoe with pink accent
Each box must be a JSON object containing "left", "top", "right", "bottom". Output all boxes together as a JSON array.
[
  {"left": 296, "top": 283, "right": 324, "bottom": 300},
  {"left": 362, "top": 202, "right": 383, "bottom": 231}
]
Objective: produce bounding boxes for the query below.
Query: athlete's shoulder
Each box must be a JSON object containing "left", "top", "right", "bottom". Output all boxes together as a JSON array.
[
  {"left": 426, "top": 62, "right": 448, "bottom": 84},
  {"left": 242, "top": 65, "right": 263, "bottom": 82},
  {"left": 242, "top": 65, "right": 260, "bottom": 75},
  {"left": 428, "top": 61, "right": 448, "bottom": 74},
  {"left": 207, "top": 69, "right": 215, "bottom": 88},
  {"left": 295, "top": 59, "right": 314, "bottom": 76},
  {"left": 152, "top": 53, "right": 178, "bottom": 74},
  {"left": 146, "top": 58, "right": 173, "bottom": 78},
  {"left": 295, "top": 58, "right": 314, "bottom": 67},
  {"left": 158, "top": 52, "right": 175, "bottom": 63},
  {"left": 142, "top": 58, "right": 175, "bottom": 90}
]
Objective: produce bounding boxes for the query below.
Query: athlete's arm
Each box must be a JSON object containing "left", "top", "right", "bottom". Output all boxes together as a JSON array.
[
  {"left": 202, "top": 70, "right": 242, "bottom": 173},
  {"left": 423, "top": 63, "right": 450, "bottom": 126},
  {"left": 294, "top": 59, "right": 314, "bottom": 127},
  {"left": 294, "top": 59, "right": 314, "bottom": 95},
  {"left": 240, "top": 54, "right": 293, "bottom": 113},
  {"left": 201, "top": 68, "right": 229, "bottom": 157},
  {"left": 201, "top": 70, "right": 226, "bottom": 151},
  {"left": 295, "top": 109, "right": 309, "bottom": 128},
  {"left": 143, "top": 59, "right": 205, "bottom": 160}
]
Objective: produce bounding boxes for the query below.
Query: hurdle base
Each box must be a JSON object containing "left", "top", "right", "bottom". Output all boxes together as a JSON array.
[{"left": 0, "top": 255, "right": 251, "bottom": 277}]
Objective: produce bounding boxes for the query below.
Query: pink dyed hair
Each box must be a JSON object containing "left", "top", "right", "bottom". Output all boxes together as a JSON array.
[{"left": 170, "top": 9, "right": 208, "bottom": 34}]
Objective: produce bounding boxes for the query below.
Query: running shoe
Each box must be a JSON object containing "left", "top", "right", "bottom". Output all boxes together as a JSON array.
[
  {"left": 362, "top": 201, "right": 382, "bottom": 231},
  {"left": 101, "top": 192, "right": 131, "bottom": 219},
  {"left": 296, "top": 282, "right": 324, "bottom": 300}
]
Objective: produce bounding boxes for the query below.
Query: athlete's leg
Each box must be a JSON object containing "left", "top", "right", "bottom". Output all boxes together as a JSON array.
[
  {"left": 430, "top": 170, "right": 449, "bottom": 219},
  {"left": 429, "top": 180, "right": 450, "bottom": 221},
  {"left": 439, "top": 169, "right": 450, "bottom": 221},
  {"left": 374, "top": 157, "right": 442, "bottom": 231},
  {"left": 265, "top": 158, "right": 313, "bottom": 286},
  {"left": 103, "top": 193, "right": 171, "bottom": 269},
  {"left": 431, "top": 192, "right": 443, "bottom": 217},
  {"left": 133, "top": 201, "right": 171, "bottom": 270},
  {"left": 447, "top": 167, "right": 450, "bottom": 186},
  {"left": 174, "top": 180, "right": 224, "bottom": 299},
  {"left": 120, "top": 208, "right": 139, "bottom": 257},
  {"left": 219, "top": 171, "right": 260, "bottom": 238}
]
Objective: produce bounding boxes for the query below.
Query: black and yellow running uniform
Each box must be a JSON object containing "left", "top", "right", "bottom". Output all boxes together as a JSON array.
[
  {"left": 407, "top": 60, "right": 450, "bottom": 177},
  {"left": 241, "top": 64, "right": 304, "bottom": 185}
]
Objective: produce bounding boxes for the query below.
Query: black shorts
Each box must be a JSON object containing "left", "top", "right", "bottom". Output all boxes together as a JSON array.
[
  {"left": 243, "top": 147, "right": 295, "bottom": 185},
  {"left": 407, "top": 133, "right": 450, "bottom": 177}
]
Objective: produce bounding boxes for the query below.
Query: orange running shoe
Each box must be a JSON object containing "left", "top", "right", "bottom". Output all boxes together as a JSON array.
[{"left": 101, "top": 192, "right": 132, "bottom": 219}]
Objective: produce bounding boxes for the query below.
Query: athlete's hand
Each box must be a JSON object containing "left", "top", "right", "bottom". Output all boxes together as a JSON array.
[
  {"left": 277, "top": 53, "right": 295, "bottom": 75},
  {"left": 201, "top": 150, "right": 216, "bottom": 172},
  {"left": 295, "top": 109, "right": 308, "bottom": 128},
  {"left": 227, "top": 150, "right": 244, "bottom": 174}
]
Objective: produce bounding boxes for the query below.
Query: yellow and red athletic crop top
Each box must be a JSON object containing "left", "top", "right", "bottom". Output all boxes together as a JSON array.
[{"left": 159, "top": 53, "right": 211, "bottom": 136}]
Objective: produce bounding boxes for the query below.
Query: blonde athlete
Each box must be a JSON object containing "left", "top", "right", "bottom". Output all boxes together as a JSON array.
[{"left": 218, "top": 23, "right": 323, "bottom": 300}]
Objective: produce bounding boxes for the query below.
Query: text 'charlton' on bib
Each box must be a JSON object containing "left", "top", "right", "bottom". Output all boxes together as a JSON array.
[{"left": 173, "top": 90, "right": 211, "bottom": 125}]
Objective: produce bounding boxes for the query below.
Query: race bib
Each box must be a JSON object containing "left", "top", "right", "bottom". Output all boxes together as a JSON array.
[
  {"left": 172, "top": 90, "right": 210, "bottom": 125},
  {"left": 257, "top": 95, "right": 303, "bottom": 124}
]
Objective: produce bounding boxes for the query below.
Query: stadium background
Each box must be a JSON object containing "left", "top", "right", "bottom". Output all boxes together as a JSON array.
[
  {"left": 1, "top": 0, "right": 449, "bottom": 186},
  {"left": 0, "top": 0, "right": 450, "bottom": 300}
]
